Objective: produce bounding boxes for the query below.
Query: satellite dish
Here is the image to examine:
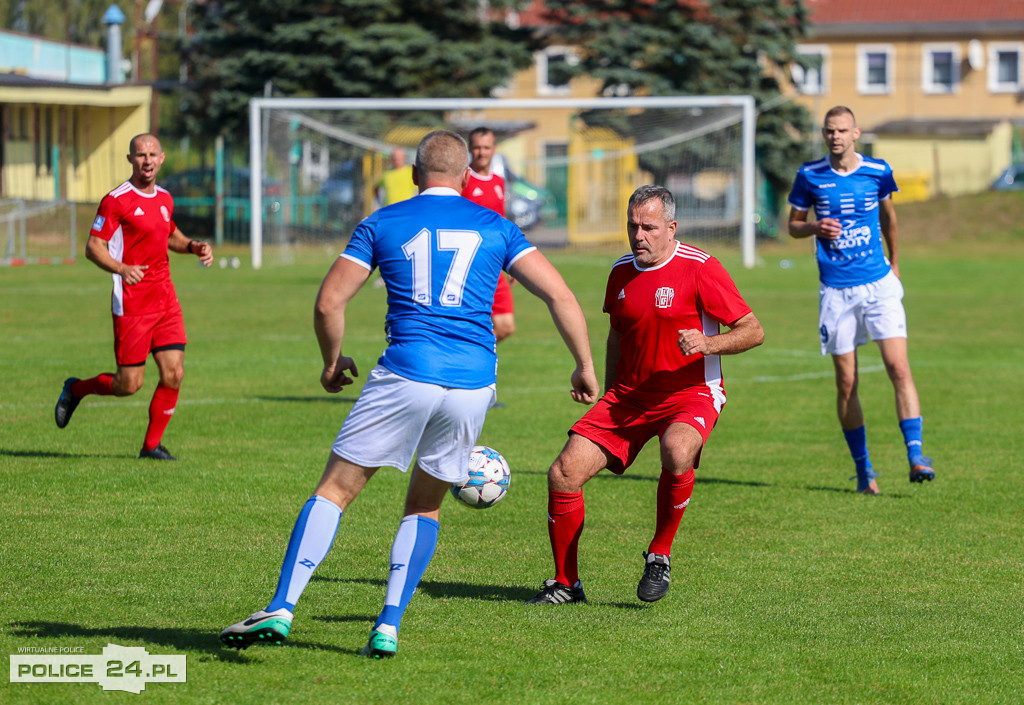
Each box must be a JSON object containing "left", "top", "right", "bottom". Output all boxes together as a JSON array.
[{"left": 968, "top": 40, "right": 984, "bottom": 70}]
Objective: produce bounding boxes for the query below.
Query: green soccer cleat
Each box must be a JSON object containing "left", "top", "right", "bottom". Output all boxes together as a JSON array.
[
  {"left": 360, "top": 625, "right": 398, "bottom": 659},
  {"left": 219, "top": 608, "right": 293, "bottom": 650}
]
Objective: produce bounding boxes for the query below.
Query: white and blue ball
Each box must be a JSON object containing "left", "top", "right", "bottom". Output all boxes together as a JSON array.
[{"left": 450, "top": 446, "right": 511, "bottom": 509}]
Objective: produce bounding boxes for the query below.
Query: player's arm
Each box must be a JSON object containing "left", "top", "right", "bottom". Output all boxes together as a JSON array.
[
  {"left": 604, "top": 327, "right": 622, "bottom": 392},
  {"left": 314, "top": 256, "right": 372, "bottom": 393},
  {"left": 85, "top": 234, "right": 149, "bottom": 285},
  {"left": 678, "top": 312, "right": 764, "bottom": 357},
  {"left": 168, "top": 227, "right": 213, "bottom": 267},
  {"left": 879, "top": 197, "right": 900, "bottom": 278},
  {"left": 508, "top": 250, "right": 599, "bottom": 405},
  {"left": 788, "top": 207, "right": 841, "bottom": 241}
]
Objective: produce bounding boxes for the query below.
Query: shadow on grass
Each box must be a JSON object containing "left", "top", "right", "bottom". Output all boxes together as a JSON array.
[
  {"left": 309, "top": 575, "right": 645, "bottom": 608},
  {"left": 803, "top": 484, "right": 914, "bottom": 498},
  {"left": 515, "top": 467, "right": 772, "bottom": 489},
  {"left": 256, "top": 395, "right": 358, "bottom": 404},
  {"left": 0, "top": 448, "right": 126, "bottom": 460},
  {"left": 7, "top": 621, "right": 347, "bottom": 659}
]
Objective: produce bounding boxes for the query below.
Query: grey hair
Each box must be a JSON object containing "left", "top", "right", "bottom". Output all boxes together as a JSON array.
[{"left": 628, "top": 185, "right": 675, "bottom": 222}]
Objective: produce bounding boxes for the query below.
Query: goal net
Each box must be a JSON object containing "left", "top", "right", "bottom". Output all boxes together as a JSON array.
[{"left": 248, "top": 96, "right": 755, "bottom": 268}]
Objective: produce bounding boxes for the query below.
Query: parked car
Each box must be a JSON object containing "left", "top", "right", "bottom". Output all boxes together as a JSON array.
[
  {"left": 501, "top": 162, "right": 554, "bottom": 231},
  {"left": 990, "top": 163, "right": 1024, "bottom": 191},
  {"left": 160, "top": 166, "right": 283, "bottom": 203},
  {"left": 159, "top": 166, "right": 283, "bottom": 241}
]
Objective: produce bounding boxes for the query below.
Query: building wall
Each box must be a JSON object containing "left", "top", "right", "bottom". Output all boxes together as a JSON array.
[
  {"left": 792, "top": 35, "right": 1024, "bottom": 128},
  {"left": 878, "top": 121, "right": 1014, "bottom": 199},
  {"left": 1, "top": 85, "right": 151, "bottom": 202}
]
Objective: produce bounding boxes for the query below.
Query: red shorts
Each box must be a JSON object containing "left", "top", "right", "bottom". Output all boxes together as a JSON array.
[
  {"left": 492, "top": 274, "right": 514, "bottom": 316},
  {"left": 112, "top": 304, "right": 187, "bottom": 366},
  {"left": 570, "top": 386, "right": 721, "bottom": 473}
]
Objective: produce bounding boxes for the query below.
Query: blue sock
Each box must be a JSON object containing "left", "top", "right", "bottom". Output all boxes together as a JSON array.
[
  {"left": 266, "top": 495, "right": 342, "bottom": 613},
  {"left": 376, "top": 515, "right": 439, "bottom": 634},
  {"left": 843, "top": 426, "right": 874, "bottom": 479},
  {"left": 899, "top": 417, "right": 924, "bottom": 462}
]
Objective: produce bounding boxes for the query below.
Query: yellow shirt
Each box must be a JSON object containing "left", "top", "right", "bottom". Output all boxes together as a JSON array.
[{"left": 377, "top": 165, "right": 416, "bottom": 205}]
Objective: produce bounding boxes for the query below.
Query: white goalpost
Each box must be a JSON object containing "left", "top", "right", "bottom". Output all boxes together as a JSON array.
[{"left": 248, "top": 95, "right": 757, "bottom": 269}]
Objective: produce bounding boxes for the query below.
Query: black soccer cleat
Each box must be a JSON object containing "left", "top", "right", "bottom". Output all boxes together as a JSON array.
[
  {"left": 55, "top": 377, "right": 81, "bottom": 428},
  {"left": 139, "top": 444, "right": 178, "bottom": 461},
  {"left": 637, "top": 552, "right": 671, "bottom": 603},
  {"left": 525, "top": 579, "right": 587, "bottom": 605}
]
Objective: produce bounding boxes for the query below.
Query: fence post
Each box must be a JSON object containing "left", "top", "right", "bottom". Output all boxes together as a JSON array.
[{"left": 215, "top": 134, "right": 224, "bottom": 246}]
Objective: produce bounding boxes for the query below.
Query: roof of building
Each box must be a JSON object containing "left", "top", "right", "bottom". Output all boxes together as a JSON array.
[
  {"left": 872, "top": 118, "right": 1008, "bottom": 137},
  {"left": 806, "top": 0, "right": 1024, "bottom": 35}
]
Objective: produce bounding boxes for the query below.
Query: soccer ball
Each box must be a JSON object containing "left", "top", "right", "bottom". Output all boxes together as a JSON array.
[{"left": 450, "top": 446, "right": 511, "bottom": 509}]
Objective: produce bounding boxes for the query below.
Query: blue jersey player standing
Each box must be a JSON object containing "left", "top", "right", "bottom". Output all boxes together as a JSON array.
[
  {"left": 220, "top": 130, "right": 599, "bottom": 657},
  {"left": 788, "top": 105, "right": 934, "bottom": 495}
]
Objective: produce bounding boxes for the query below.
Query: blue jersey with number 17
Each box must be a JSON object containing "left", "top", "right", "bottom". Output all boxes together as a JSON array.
[
  {"left": 341, "top": 187, "right": 536, "bottom": 389},
  {"left": 788, "top": 154, "right": 898, "bottom": 288}
]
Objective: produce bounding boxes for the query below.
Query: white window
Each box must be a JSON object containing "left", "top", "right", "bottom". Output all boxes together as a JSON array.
[
  {"left": 857, "top": 44, "right": 894, "bottom": 94},
  {"left": 988, "top": 43, "right": 1023, "bottom": 93},
  {"left": 536, "top": 46, "right": 578, "bottom": 96},
  {"left": 793, "top": 44, "right": 829, "bottom": 95},
  {"left": 922, "top": 43, "right": 961, "bottom": 94}
]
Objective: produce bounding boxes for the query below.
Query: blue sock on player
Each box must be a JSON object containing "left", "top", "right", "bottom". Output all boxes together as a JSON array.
[
  {"left": 266, "top": 495, "right": 341, "bottom": 612},
  {"left": 899, "top": 416, "right": 925, "bottom": 463},
  {"left": 843, "top": 425, "right": 875, "bottom": 480},
  {"left": 375, "top": 515, "right": 439, "bottom": 634}
]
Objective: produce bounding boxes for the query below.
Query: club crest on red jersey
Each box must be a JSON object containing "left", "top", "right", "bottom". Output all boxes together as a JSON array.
[{"left": 654, "top": 286, "right": 675, "bottom": 308}]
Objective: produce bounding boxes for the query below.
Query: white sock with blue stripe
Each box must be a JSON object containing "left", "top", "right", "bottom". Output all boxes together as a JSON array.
[
  {"left": 375, "top": 515, "right": 439, "bottom": 634},
  {"left": 266, "top": 495, "right": 341, "bottom": 612}
]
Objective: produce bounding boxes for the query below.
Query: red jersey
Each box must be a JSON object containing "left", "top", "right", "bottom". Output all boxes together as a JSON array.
[
  {"left": 90, "top": 181, "right": 178, "bottom": 316},
  {"left": 604, "top": 242, "right": 751, "bottom": 401},
  {"left": 462, "top": 170, "right": 506, "bottom": 216}
]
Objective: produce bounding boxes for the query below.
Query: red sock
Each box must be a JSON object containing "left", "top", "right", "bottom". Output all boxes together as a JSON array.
[
  {"left": 71, "top": 374, "right": 114, "bottom": 398},
  {"left": 647, "top": 467, "right": 695, "bottom": 557},
  {"left": 143, "top": 383, "right": 179, "bottom": 451},
  {"left": 548, "top": 490, "right": 585, "bottom": 587}
]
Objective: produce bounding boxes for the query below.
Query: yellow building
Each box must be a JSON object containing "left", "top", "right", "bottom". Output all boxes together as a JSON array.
[
  {"left": 1, "top": 28, "right": 153, "bottom": 204},
  {"left": 789, "top": 0, "right": 1024, "bottom": 198}
]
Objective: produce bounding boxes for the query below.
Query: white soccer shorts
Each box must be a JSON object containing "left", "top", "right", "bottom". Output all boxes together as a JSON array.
[
  {"left": 818, "top": 270, "right": 907, "bottom": 356},
  {"left": 331, "top": 365, "right": 496, "bottom": 483}
]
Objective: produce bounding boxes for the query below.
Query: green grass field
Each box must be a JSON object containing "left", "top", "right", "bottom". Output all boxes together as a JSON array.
[{"left": 2, "top": 193, "right": 1022, "bottom": 704}]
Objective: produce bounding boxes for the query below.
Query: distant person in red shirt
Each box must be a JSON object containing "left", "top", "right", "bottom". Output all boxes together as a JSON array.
[
  {"left": 54, "top": 133, "right": 214, "bottom": 460},
  {"left": 526, "top": 185, "right": 764, "bottom": 606},
  {"left": 461, "top": 127, "right": 515, "bottom": 343}
]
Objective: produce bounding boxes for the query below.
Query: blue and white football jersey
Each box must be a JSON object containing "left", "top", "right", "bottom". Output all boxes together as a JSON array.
[
  {"left": 341, "top": 187, "right": 535, "bottom": 389},
  {"left": 788, "top": 154, "right": 898, "bottom": 288}
]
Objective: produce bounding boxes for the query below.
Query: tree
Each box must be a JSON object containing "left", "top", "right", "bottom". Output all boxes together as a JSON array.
[
  {"left": 540, "top": 0, "right": 815, "bottom": 198},
  {"left": 0, "top": 0, "right": 113, "bottom": 45},
  {"left": 181, "top": 0, "right": 533, "bottom": 138}
]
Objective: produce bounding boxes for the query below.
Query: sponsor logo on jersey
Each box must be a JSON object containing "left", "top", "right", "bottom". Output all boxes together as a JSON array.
[
  {"left": 654, "top": 286, "right": 674, "bottom": 308},
  {"left": 816, "top": 182, "right": 837, "bottom": 188},
  {"left": 91, "top": 215, "right": 105, "bottom": 231},
  {"left": 617, "top": 288, "right": 625, "bottom": 300},
  {"left": 134, "top": 206, "right": 145, "bottom": 216},
  {"left": 471, "top": 187, "right": 484, "bottom": 198},
  {"left": 160, "top": 205, "right": 170, "bottom": 222}
]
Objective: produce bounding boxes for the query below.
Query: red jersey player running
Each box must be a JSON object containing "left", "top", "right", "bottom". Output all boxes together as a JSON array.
[
  {"left": 54, "top": 133, "right": 213, "bottom": 460},
  {"left": 526, "top": 185, "right": 764, "bottom": 605},
  {"left": 461, "top": 127, "right": 515, "bottom": 343}
]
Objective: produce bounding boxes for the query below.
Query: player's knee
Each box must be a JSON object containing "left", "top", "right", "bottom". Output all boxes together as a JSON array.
[
  {"left": 112, "top": 375, "right": 143, "bottom": 396},
  {"left": 547, "top": 456, "right": 580, "bottom": 492},
  {"left": 161, "top": 366, "right": 185, "bottom": 389}
]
